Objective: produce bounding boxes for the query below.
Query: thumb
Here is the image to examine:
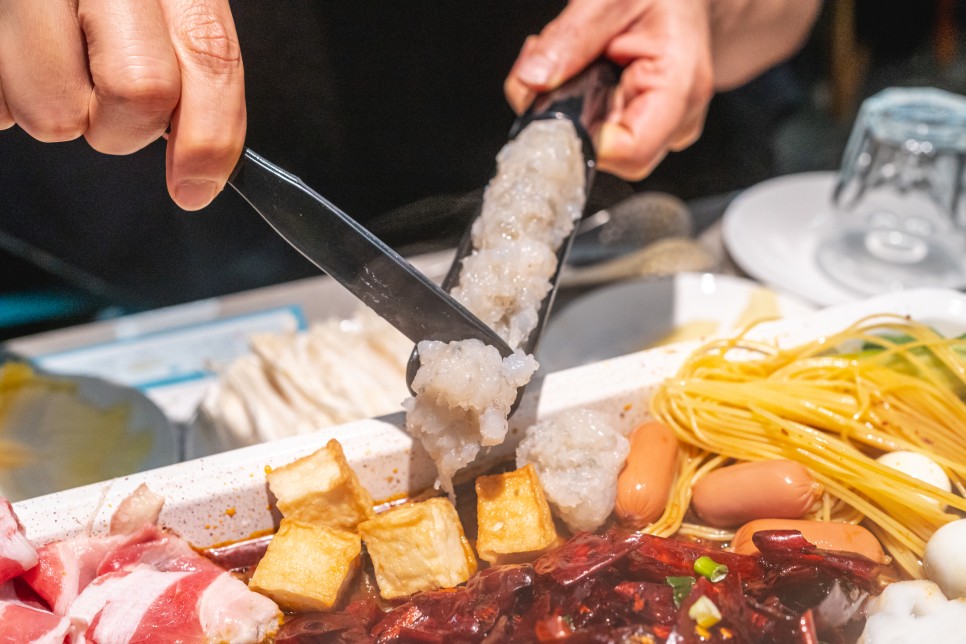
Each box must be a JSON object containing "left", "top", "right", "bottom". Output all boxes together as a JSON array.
[{"left": 506, "top": 0, "right": 640, "bottom": 113}]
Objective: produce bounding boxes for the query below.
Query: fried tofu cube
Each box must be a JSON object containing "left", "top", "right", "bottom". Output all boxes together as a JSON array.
[
  {"left": 249, "top": 518, "right": 361, "bottom": 612},
  {"left": 358, "top": 497, "right": 477, "bottom": 600},
  {"left": 475, "top": 464, "right": 560, "bottom": 564},
  {"left": 267, "top": 439, "right": 375, "bottom": 529}
]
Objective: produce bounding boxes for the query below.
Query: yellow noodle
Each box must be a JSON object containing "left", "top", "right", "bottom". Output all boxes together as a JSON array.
[
  {"left": 817, "top": 491, "right": 832, "bottom": 522},
  {"left": 677, "top": 523, "right": 735, "bottom": 542},
  {"left": 651, "top": 314, "right": 966, "bottom": 578},
  {"left": 646, "top": 445, "right": 722, "bottom": 537}
]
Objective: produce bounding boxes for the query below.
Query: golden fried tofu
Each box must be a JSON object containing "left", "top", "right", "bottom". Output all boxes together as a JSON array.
[
  {"left": 267, "top": 439, "right": 375, "bottom": 529},
  {"left": 475, "top": 464, "right": 560, "bottom": 564},
  {"left": 249, "top": 518, "right": 361, "bottom": 612},
  {"left": 358, "top": 497, "right": 477, "bottom": 600}
]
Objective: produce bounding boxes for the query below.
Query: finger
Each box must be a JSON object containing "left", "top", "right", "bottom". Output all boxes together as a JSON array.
[
  {"left": 594, "top": 57, "right": 692, "bottom": 180},
  {"left": 667, "top": 103, "right": 707, "bottom": 152},
  {"left": 598, "top": 69, "right": 710, "bottom": 177},
  {"left": 159, "top": 0, "right": 246, "bottom": 211},
  {"left": 0, "top": 0, "right": 92, "bottom": 141},
  {"left": 79, "top": 0, "right": 181, "bottom": 155},
  {"left": 596, "top": 122, "right": 665, "bottom": 180},
  {"left": 505, "top": 0, "right": 645, "bottom": 111},
  {"left": 595, "top": 4, "right": 713, "bottom": 179},
  {"left": 0, "top": 77, "right": 13, "bottom": 130},
  {"left": 504, "top": 36, "right": 539, "bottom": 114}
]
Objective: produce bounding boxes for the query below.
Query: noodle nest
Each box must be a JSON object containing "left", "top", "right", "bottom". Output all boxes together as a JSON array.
[{"left": 648, "top": 314, "right": 966, "bottom": 578}]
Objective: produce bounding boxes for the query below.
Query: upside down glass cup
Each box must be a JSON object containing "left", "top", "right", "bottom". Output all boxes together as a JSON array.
[{"left": 815, "top": 87, "right": 966, "bottom": 295}]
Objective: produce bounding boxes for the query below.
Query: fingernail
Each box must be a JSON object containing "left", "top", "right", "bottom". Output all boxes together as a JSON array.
[
  {"left": 174, "top": 179, "right": 219, "bottom": 211},
  {"left": 516, "top": 53, "right": 558, "bottom": 85},
  {"left": 508, "top": 88, "right": 536, "bottom": 115},
  {"left": 595, "top": 122, "right": 620, "bottom": 155}
]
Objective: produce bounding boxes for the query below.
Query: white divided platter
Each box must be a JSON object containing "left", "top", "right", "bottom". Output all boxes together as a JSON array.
[
  {"left": 537, "top": 272, "right": 816, "bottom": 373},
  {"left": 12, "top": 288, "right": 966, "bottom": 549}
]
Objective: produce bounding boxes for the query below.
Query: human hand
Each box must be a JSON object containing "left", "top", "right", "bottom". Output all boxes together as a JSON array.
[
  {"left": 505, "top": 0, "right": 714, "bottom": 181},
  {"left": 0, "top": 0, "right": 246, "bottom": 211}
]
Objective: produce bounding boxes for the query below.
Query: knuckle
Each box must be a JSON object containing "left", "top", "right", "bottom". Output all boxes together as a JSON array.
[
  {"left": 689, "top": 49, "right": 715, "bottom": 101},
  {"left": 19, "top": 106, "right": 87, "bottom": 142},
  {"left": 626, "top": 57, "right": 671, "bottom": 88},
  {"left": 100, "top": 72, "right": 180, "bottom": 114},
  {"left": 83, "top": 131, "right": 133, "bottom": 156},
  {"left": 177, "top": 10, "right": 242, "bottom": 72},
  {"left": 175, "top": 130, "right": 239, "bottom": 165},
  {"left": 692, "top": 70, "right": 714, "bottom": 105}
]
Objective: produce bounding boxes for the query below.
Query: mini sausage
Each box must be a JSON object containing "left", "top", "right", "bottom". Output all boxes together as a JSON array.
[
  {"left": 691, "top": 460, "right": 823, "bottom": 528},
  {"left": 615, "top": 421, "right": 679, "bottom": 528},
  {"left": 730, "top": 519, "right": 888, "bottom": 563}
]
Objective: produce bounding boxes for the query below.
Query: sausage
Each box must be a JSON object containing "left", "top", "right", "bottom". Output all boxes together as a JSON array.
[
  {"left": 615, "top": 421, "right": 679, "bottom": 528},
  {"left": 691, "top": 460, "right": 823, "bottom": 528},
  {"left": 730, "top": 519, "right": 888, "bottom": 563}
]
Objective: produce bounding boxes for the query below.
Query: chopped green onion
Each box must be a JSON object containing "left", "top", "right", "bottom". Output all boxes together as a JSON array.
[
  {"left": 688, "top": 595, "right": 722, "bottom": 628},
  {"left": 666, "top": 576, "right": 695, "bottom": 607},
  {"left": 694, "top": 555, "right": 728, "bottom": 582}
]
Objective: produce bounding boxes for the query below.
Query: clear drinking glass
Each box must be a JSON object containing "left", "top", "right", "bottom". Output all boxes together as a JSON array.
[{"left": 815, "top": 87, "right": 966, "bottom": 295}]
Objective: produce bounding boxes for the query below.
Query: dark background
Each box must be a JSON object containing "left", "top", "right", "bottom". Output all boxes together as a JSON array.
[{"left": 1, "top": 0, "right": 964, "bottom": 339}]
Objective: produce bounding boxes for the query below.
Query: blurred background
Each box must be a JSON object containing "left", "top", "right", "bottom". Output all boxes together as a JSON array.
[{"left": 2, "top": 0, "right": 965, "bottom": 341}]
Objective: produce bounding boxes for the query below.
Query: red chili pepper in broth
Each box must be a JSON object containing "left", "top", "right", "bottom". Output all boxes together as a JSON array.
[
  {"left": 370, "top": 565, "right": 534, "bottom": 643},
  {"left": 626, "top": 533, "right": 763, "bottom": 582},
  {"left": 612, "top": 581, "right": 678, "bottom": 625},
  {"left": 289, "top": 529, "right": 880, "bottom": 643},
  {"left": 752, "top": 530, "right": 880, "bottom": 594},
  {"left": 669, "top": 576, "right": 808, "bottom": 644},
  {"left": 533, "top": 528, "right": 645, "bottom": 586}
]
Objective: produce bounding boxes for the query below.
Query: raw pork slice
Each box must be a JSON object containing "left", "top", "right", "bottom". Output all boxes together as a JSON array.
[
  {"left": 96, "top": 524, "right": 222, "bottom": 576},
  {"left": 21, "top": 533, "right": 126, "bottom": 615},
  {"left": 108, "top": 484, "right": 164, "bottom": 536},
  {"left": 1, "top": 498, "right": 38, "bottom": 584},
  {"left": 0, "top": 582, "right": 80, "bottom": 644},
  {"left": 22, "top": 524, "right": 221, "bottom": 616},
  {"left": 70, "top": 566, "right": 280, "bottom": 643}
]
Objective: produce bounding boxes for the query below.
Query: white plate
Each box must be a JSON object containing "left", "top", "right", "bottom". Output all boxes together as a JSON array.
[
  {"left": 722, "top": 172, "right": 861, "bottom": 307},
  {"left": 537, "top": 272, "right": 816, "bottom": 373},
  {"left": 12, "top": 288, "right": 966, "bottom": 548}
]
